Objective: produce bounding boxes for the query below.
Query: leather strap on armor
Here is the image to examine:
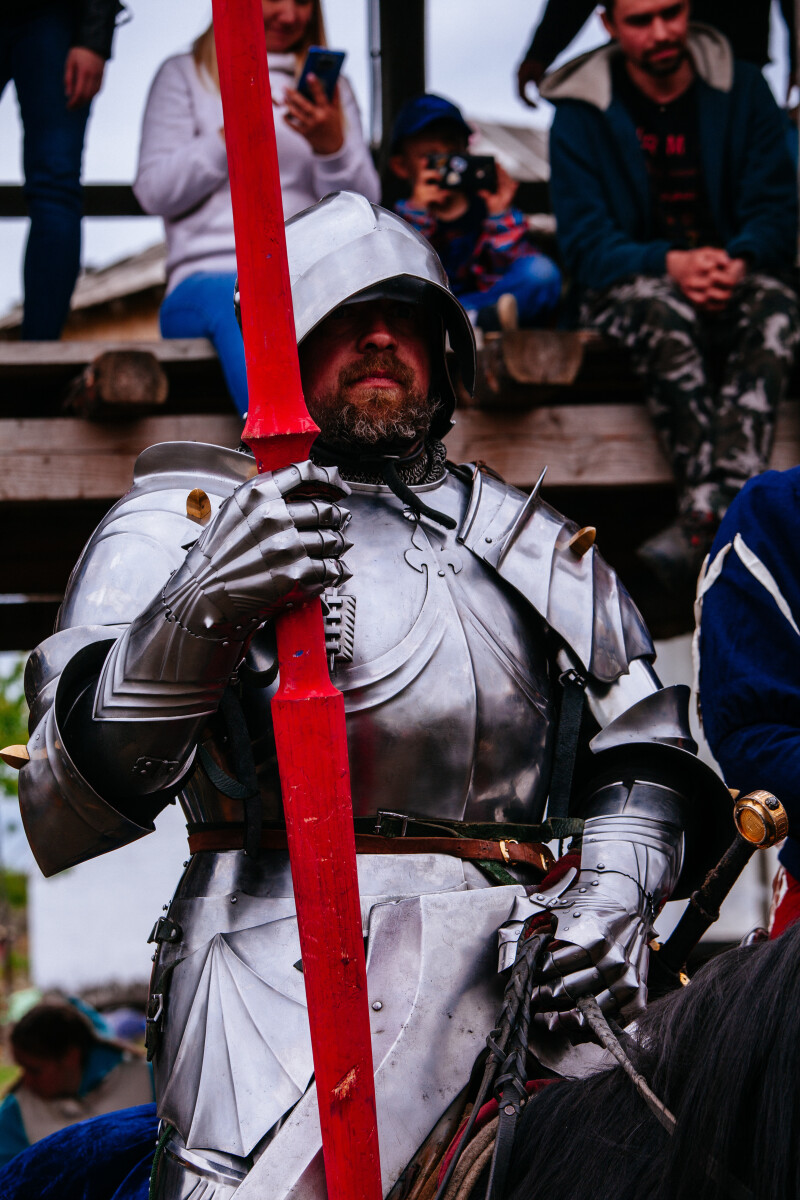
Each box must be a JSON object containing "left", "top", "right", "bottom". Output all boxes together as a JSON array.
[
  {"left": 546, "top": 667, "right": 587, "bottom": 823},
  {"left": 186, "top": 825, "right": 555, "bottom": 873}
]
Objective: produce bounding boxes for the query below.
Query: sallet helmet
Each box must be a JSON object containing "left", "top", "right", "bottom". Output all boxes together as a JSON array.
[{"left": 235, "top": 191, "right": 476, "bottom": 440}]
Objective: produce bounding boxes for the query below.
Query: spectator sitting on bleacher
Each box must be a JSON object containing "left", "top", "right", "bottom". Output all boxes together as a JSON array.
[
  {"left": 541, "top": 0, "right": 799, "bottom": 594},
  {"left": 0, "top": 1001, "right": 153, "bottom": 1169},
  {"left": 389, "top": 94, "right": 562, "bottom": 333},
  {"left": 517, "top": 0, "right": 795, "bottom": 106},
  {"left": 134, "top": 0, "right": 379, "bottom": 420}
]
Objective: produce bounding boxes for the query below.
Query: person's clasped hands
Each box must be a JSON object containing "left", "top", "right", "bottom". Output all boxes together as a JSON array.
[{"left": 667, "top": 247, "right": 747, "bottom": 312}]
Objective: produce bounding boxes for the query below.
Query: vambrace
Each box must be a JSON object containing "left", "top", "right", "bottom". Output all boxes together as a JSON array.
[
  {"left": 19, "top": 634, "right": 170, "bottom": 878},
  {"left": 498, "top": 657, "right": 732, "bottom": 1023}
]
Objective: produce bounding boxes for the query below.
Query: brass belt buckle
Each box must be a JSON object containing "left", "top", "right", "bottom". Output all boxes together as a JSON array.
[{"left": 498, "top": 838, "right": 519, "bottom": 863}]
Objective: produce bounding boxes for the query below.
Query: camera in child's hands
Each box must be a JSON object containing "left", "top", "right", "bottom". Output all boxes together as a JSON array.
[{"left": 426, "top": 153, "right": 498, "bottom": 195}]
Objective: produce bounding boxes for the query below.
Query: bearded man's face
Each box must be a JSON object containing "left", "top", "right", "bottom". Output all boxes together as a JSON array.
[
  {"left": 299, "top": 298, "right": 436, "bottom": 449},
  {"left": 602, "top": 0, "right": 690, "bottom": 79}
]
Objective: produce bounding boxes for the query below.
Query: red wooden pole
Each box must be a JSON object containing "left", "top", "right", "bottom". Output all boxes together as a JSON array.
[{"left": 211, "top": 4, "right": 383, "bottom": 1199}]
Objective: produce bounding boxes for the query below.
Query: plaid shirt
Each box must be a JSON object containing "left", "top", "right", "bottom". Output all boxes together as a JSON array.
[{"left": 395, "top": 197, "right": 532, "bottom": 295}]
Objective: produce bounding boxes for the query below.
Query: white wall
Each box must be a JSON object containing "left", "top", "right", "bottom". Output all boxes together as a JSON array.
[{"left": 29, "top": 801, "right": 188, "bottom": 992}]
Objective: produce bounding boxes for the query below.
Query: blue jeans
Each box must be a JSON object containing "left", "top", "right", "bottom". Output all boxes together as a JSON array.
[
  {"left": 0, "top": 5, "right": 91, "bottom": 339},
  {"left": 160, "top": 272, "right": 249, "bottom": 419},
  {"left": 458, "top": 252, "right": 562, "bottom": 327}
]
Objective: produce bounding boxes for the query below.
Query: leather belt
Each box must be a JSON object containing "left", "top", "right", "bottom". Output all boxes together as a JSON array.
[{"left": 187, "top": 826, "right": 555, "bottom": 874}]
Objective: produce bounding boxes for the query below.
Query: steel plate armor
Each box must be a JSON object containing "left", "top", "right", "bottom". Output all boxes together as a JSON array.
[{"left": 18, "top": 193, "right": 731, "bottom": 1199}]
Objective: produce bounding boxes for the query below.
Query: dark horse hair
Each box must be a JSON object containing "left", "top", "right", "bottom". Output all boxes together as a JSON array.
[{"left": 506, "top": 921, "right": 800, "bottom": 1200}]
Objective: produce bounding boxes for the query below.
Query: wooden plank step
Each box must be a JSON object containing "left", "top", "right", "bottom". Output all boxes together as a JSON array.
[
  {"left": 0, "top": 338, "right": 216, "bottom": 371},
  {"left": 1, "top": 402, "right": 798, "bottom": 503}
]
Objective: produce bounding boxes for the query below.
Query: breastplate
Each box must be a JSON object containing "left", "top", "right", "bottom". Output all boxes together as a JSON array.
[{"left": 182, "top": 473, "right": 555, "bottom": 827}]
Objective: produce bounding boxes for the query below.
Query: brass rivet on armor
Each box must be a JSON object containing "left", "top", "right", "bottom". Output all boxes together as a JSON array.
[
  {"left": 186, "top": 488, "right": 212, "bottom": 523},
  {"left": 0, "top": 745, "right": 28, "bottom": 770},
  {"left": 372, "top": 1001, "right": 383, "bottom": 1011},
  {"left": 568, "top": 526, "right": 596, "bottom": 557}
]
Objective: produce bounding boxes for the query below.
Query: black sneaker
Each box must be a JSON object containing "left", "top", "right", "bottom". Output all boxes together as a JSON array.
[{"left": 476, "top": 293, "right": 518, "bottom": 334}]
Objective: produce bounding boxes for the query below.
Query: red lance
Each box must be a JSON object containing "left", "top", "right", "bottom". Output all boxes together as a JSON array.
[{"left": 211, "top": 4, "right": 383, "bottom": 1199}]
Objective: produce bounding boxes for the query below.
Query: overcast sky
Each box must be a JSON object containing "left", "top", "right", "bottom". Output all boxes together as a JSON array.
[{"left": 0, "top": 1, "right": 788, "bottom": 316}]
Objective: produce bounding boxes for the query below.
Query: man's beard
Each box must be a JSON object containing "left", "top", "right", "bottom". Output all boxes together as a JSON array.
[
  {"left": 640, "top": 43, "right": 688, "bottom": 77},
  {"left": 309, "top": 353, "right": 437, "bottom": 449}
]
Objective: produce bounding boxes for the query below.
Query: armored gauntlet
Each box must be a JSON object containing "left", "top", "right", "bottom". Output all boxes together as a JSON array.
[
  {"left": 69, "top": 461, "right": 351, "bottom": 798},
  {"left": 500, "top": 784, "right": 683, "bottom": 1025}
]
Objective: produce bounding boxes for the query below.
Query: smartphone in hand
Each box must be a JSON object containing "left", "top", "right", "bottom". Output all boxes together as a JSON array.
[{"left": 297, "top": 47, "right": 346, "bottom": 101}]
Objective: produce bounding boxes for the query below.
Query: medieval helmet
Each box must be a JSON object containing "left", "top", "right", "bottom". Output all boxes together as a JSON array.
[{"left": 236, "top": 191, "right": 476, "bottom": 439}]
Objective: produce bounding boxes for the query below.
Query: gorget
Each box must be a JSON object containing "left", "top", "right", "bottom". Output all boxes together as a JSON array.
[{"left": 310, "top": 437, "right": 448, "bottom": 486}]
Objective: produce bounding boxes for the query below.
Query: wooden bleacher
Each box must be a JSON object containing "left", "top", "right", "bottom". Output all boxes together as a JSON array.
[{"left": 3, "top": 331, "right": 800, "bottom": 651}]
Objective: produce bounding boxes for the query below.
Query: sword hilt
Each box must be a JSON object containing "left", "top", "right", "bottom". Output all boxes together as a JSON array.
[
  {"left": 649, "top": 790, "right": 786, "bottom": 994},
  {"left": 732, "top": 789, "right": 789, "bottom": 847}
]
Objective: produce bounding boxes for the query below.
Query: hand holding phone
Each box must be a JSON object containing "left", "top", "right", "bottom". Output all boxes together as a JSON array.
[{"left": 283, "top": 47, "right": 346, "bottom": 155}]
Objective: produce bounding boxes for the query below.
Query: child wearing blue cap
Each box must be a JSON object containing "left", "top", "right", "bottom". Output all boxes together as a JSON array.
[{"left": 389, "top": 94, "right": 562, "bottom": 332}]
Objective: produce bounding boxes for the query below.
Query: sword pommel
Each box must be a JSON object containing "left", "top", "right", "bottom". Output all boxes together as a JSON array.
[{"left": 733, "top": 790, "right": 788, "bottom": 847}]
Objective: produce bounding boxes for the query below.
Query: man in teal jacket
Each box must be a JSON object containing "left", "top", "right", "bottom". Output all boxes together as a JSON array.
[{"left": 542, "top": 0, "right": 799, "bottom": 594}]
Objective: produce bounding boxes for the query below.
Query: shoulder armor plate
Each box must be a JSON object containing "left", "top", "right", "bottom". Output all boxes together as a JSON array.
[
  {"left": 59, "top": 442, "right": 255, "bottom": 630},
  {"left": 456, "top": 465, "right": 653, "bottom": 683}
]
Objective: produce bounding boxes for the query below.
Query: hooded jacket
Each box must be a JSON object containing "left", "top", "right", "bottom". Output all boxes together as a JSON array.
[{"left": 541, "top": 26, "right": 798, "bottom": 295}]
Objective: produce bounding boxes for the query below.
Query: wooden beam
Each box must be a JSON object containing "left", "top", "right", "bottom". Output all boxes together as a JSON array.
[
  {"left": 1, "top": 403, "right": 799, "bottom": 503},
  {"left": 0, "top": 339, "right": 216, "bottom": 370},
  {"left": 0, "top": 415, "right": 242, "bottom": 501},
  {"left": 0, "top": 184, "right": 144, "bottom": 219},
  {"left": 450, "top": 400, "right": 800, "bottom": 487}
]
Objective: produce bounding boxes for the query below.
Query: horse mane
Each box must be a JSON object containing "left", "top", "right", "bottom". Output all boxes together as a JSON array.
[{"left": 506, "top": 922, "right": 800, "bottom": 1200}]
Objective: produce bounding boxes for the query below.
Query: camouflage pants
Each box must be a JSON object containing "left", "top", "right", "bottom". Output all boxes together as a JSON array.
[{"left": 581, "top": 273, "right": 800, "bottom": 519}]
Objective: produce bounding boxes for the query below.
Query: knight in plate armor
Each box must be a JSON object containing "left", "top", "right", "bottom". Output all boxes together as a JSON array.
[{"left": 19, "top": 192, "right": 730, "bottom": 1199}]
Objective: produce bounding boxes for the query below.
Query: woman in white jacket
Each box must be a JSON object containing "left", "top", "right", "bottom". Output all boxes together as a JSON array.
[{"left": 134, "top": 0, "right": 380, "bottom": 418}]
